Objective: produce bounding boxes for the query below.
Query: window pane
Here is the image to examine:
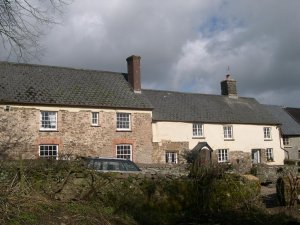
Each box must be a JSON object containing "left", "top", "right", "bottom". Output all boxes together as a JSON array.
[
  {"left": 193, "top": 124, "right": 203, "bottom": 136},
  {"left": 218, "top": 149, "right": 228, "bottom": 162},
  {"left": 117, "top": 113, "right": 131, "bottom": 129},
  {"left": 92, "top": 112, "right": 99, "bottom": 125},
  {"left": 41, "top": 112, "right": 57, "bottom": 130},
  {"left": 39, "top": 145, "right": 58, "bottom": 159},
  {"left": 283, "top": 137, "right": 289, "bottom": 145},
  {"left": 116, "top": 144, "right": 132, "bottom": 160},
  {"left": 266, "top": 148, "right": 273, "bottom": 161},
  {"left": 165, "top": 152, "right": 177, "bottom": 164},
  {"left": 224, "top": 126, "right": 232, "bottom": 139},
  {"left": 264, "top": 127, "right": 271, "bottom": 139}
]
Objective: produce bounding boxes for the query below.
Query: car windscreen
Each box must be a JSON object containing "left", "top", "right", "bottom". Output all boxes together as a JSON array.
[{"left": 122, "top": 161, "right": 140, "bottom": 171}]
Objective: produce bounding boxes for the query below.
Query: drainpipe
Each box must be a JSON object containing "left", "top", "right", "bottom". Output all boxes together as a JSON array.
[{"left": 278, "top": 125, "right": 289, "bottom": 160}]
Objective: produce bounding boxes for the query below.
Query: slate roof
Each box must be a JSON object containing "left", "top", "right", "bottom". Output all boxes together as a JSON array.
[
  {"left": 142, "top": 89, "right": 279, "bottom": 125},
  {"left": 0, "top": 61, "right": 152, "bottom": 109},
  {"left": 285, "top": 107, "right": 300, "bottom": 125},
  {"left": 264, "top": 105, "right": 300, "bottom": 135}
]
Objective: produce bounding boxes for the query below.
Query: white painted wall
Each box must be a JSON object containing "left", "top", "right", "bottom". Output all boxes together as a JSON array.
[{"left": 153, "top": 122, "right": 285, "bottom": 165}]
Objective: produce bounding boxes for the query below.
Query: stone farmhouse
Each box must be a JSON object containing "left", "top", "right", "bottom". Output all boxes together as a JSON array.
[
  {"left": 0, "top": 55, "right": 286, "bottom": 169},
  {"left": 0, "top": 56, "right": 153, "bottom": 163}
]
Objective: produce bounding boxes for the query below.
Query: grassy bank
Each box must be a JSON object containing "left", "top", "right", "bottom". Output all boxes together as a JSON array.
[{"left": 0, "top": 160, "right": 299, "bottom": 225}]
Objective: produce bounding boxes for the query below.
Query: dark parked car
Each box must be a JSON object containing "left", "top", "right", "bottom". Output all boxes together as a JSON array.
[{"left": 82, "top": 157, "right": 141, "bottom": 172}]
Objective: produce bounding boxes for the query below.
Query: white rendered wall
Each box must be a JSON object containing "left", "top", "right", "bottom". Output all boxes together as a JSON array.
[{"left": 152, "top": 122, "right": 285, "bottom": 165}]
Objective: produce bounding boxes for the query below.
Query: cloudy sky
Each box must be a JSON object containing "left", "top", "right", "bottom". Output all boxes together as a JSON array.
[{"left": 1, "top": 0, "right": 300, "bottom": 107}]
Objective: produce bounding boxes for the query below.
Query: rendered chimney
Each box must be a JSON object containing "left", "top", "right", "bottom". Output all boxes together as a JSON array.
[
  {"left": 221, "top": 74, "right": 237, "bottom": 98},
  {"left": 126, "top": 55, "right": 141, "bottom": 93}
]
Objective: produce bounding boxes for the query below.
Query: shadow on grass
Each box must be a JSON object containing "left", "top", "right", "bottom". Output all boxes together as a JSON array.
[
  {"left": 176, "top": 209, "right": 300, "bottom": 225},
  {"left": 261, "top": 193, "right": 280, "bottom": 208}
]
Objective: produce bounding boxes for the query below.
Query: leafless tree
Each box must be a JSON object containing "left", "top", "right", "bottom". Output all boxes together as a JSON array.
[{"left": 0, "top": 0, "right": 68, "bottom": 61}]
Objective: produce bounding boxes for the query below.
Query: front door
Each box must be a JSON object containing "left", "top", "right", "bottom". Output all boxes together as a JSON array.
[
  {"left": 199, "top": 147, "right": 212, "bottom": 165},
  {"left": 251, "top": 149, "right": 261, "bottom": 164}
]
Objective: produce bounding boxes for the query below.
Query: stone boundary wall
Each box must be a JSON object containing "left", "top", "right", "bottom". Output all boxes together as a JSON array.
[
  {"left": 137, "top": 163, "right": 189, "bottom": 177},
  {"left": 137, "top": 162, "right": 288, "bottom": 182},
  {"left": 252, "top": 164, "right": 284, "bottom": 183}
]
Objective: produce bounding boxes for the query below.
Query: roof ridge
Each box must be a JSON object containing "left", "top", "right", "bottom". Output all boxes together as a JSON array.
[
  {"left": 0, "top": 61, "right": 125, "bottom": 76},
  {"left": 286, "top": 107, "right": 300, "bottom": 110},
  {"left": 142, "top": 88, "right": 255, "bottom": 100},
  {"left": 263, "top": 104, "right": 285, "bottom": 108}
]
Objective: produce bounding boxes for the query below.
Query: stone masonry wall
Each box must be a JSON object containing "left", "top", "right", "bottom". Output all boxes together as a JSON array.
[
  {"left": 211, "top": 150, "right": 251, "bottom": 173},
  {"left": 211, "top": 149, "right": 269, "bottom": 174},
  {"left": 0, "top": 107, "right": 37, "bottom": 159},
  {"left": 152, "top": 140, "right": 189, "bottom": 163},
  {"left": 228, "top": 151, "right": 252, "bottom": 174},
  {"left": 0, "top": 107, "right": 153, "bottom": 163}
]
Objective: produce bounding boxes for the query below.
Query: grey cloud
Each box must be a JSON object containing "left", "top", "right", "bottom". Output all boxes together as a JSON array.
[{"left": 1, "top": 0, "right": 299, "bottom": 107}]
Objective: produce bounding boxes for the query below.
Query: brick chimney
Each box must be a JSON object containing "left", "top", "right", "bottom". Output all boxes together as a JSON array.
[
  {"left": 126, "top": 55, "right": 141, "bottom": 93},
  {"left": 221, "top": 74, "right": 237, "bottom": 98}
]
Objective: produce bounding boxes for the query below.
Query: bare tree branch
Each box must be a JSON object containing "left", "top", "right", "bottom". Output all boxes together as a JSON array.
[{"left": 0, "top": 0, "right": 70, "bottom": 61}]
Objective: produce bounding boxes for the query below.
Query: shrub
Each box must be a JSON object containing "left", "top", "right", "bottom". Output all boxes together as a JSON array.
[
  {"left": 276, "top": 166, "right": 300, "bottom": 207},
  {"left": 208, "top": 173, "right": 260, "bottom": 210}
]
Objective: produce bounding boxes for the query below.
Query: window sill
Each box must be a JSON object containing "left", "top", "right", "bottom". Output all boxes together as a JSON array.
[
  {"left": 283, "top": 145, "right": 292, "bottom": 148},
  {"left": 39, "top": 129, "right": 59, "bottom": 132},
  {"left": 264, "top": 139, "right": 273, "bottom": 141},
  {"left": 192, "top": 136, "right": 205, "bottom": 139},
  {"left": 116, "top": 129, "right": 132, "bottom": 132},
  {"left": 267, "top": 160, "right": 274, "bottom": 163},
  {"left": 91, "top": 125, "right": 100, "bottom": 127},
  {"left": 224, "top": 138, "right": 234, "bottom": 141}
]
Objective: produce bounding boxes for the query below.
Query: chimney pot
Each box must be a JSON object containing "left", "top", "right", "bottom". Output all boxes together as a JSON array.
[{"left": 126, "top": 55, "right": 141, "bottom": 93}]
